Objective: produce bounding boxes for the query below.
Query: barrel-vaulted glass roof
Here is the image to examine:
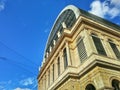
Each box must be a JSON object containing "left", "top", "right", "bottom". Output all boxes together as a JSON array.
[
  {"left": 44, "top": 5, "right": 80, "bottom": 58},
  {"left": 43, "top": 5, "right": 120, "bottom": 60}
]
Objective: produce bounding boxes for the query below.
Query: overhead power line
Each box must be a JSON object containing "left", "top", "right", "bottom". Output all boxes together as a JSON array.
[
  {"left": 0, "top": 56, "right": 38, "bottom": 75},
  {"left": 0, "top": 40, "right": 39, "bottom": 70}
]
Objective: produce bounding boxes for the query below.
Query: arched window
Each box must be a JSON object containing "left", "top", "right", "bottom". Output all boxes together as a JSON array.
[
  {"left": 112, "top": 79, "right": 120, "bottom": 90},
  {"left": 108, "top": 39, "right": 120, "bottom": 59},
  {"left": 85, "top": 84, "right": 96, "bottom": 90},
  {"left": 91, "top": 33, "right": 107, "bottom": 56}
]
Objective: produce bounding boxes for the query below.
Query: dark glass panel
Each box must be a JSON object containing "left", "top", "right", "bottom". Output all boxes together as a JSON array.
[
  {"left": 109, "top": 41, "right": 120, "bottom": 59},
  {"left": 85, "top": 84, "right": 96, "bottom": 90},
  {"left": 92, "top": 35, "right": 107, "bottom": 56},
  {"left": 112, "top": 79, "right": 120, "bottom": 90}
]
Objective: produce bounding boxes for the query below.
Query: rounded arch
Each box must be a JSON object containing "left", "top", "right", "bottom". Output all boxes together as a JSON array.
[
  {"left": 112, "top": 79, "right": 120, "bottom": 90},
  {"left": 110, "top": 76, "right": 120, "bottom": 90},
  {"left": 108, "top": 39, "right": 113, "bottom": 42},
  {"left": 85, "top": 84, "right": 96, "bottom": 90},
  {"left": 83, "top": 81, "right": 96, "bottom": 90},
  {"left": 91, "top": 32, "right": 98, "bottom": 37},
  {"left": 43, "top": 5, "right": 81, "bottom": 61},
  {"left": 58, "top": 5, "right": 80, "bottom": 19}
]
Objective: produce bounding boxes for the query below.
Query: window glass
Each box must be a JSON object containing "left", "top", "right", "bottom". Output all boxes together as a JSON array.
[
  {"left": 108, "top": 40, "right": 120, "bottom": 59},
  {"left": 85, "top": 84, "right": 96, "bottom": 90},
  {"left": 112, "top": 79, "right": 120, "bottom": 90},
  {"left": 92, "top": 34, "right": 107, "bottom": 56}
]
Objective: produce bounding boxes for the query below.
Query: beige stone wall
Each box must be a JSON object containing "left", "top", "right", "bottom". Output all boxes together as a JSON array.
[
  {"left": 55, "top": 66, "right": 120, "bottom": 90},
  {"left": 57, "top": 78, "right": 80, "bottom": 90},
  {"left": 38, "top": 14, "right": 120, "bottom": 90}
]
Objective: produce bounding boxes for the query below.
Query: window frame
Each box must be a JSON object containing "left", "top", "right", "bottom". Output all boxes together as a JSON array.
[
  {"left": 91, "top": 33, "right": 107, "bottom": 56},
  {"left": 112, "top": 79, "right": 120, "bottom": 90},
  {"left": 108, "top": 39, "right": 120, "bottom": 59},
  {"left": 77, "top": 37, "right": 87, "bottom": 62}
]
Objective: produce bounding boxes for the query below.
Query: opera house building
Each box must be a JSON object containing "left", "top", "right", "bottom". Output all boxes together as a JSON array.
[{"left": 37, "top": 5, "right": 120, "bottom": 90}]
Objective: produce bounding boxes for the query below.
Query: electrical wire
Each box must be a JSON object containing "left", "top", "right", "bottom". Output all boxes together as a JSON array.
[
  {"left": 0, "top": 40, "right": 39, "bottom": 70},
  {"left": 0, "top": 40, "right": 41, "bottom": 89},
  {"left": 0, "top": 57, "right": 37, "bottom": 76}
]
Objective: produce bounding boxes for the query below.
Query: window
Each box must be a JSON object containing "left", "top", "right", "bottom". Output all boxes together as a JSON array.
[
  {"left": 58, "top": 57, "right": 60, "bottom": 76},
  {"left": 53, "top": 64, "right": 54, "bottom": 82},
  {"left": 77, "top": 38, "right": 87, "bottom": 62},
  {"left": 108, "top": 39, "right": 120, "bottom": 59},
  {"left": 112, "top": 79, "right": 120, "bottom": 90},
  {"left": 85, "top": 84, "right": 96, "bottom": 90},
  {"left": 91, "top": 33, "right": 107, "bottom": 56},
  {"left": 63, "top": 48, "right": 68, "bottom": 69}
]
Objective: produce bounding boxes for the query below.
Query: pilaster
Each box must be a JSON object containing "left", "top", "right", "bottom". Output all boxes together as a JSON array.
[
  {"left": 50, "top": 65, "right": 53, "bottom": 85},
  {"left": 83, "top": 29, "right": 93, "bottom": 56},
  {"left": 65, "top": 41, "right": 72, "bottom": 66},
  {"left": 103, "top": 36, "right": 116, "bottom": 59},
  {"left": 60, "top": 50, "right": 64, "bottom": 73},
  {"left": 54, "top": 57, "right": 58, "bottom": 80},
  {"left": 88, "top": 30, "right": 97, "bottom": 54}
]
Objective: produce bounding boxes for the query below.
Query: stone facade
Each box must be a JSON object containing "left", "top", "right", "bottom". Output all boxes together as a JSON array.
[{"left": 38, "top": 5, "right": 120, "bottom": 90}]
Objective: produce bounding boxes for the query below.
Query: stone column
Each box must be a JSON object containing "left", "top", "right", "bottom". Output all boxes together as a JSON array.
[
  {"left": 103, "top": 36, "right": 116, "bottom": 58},
  {"left": 65, "top": 41, "right": 71, "bottom": 66},
  {"left": 54, "top": 57, "right": 58, "bottom": 80},
  {"left": 50, "top": 65, "right": 53, "bottom": 85},
  {"left": 38, "top": 80, "right": 42, "bottom": 90},
  {"left": 88, "top": 30, "right": 98, "bottom": 54},
  {"left": 48, "top": 70, "right": 50, "bottom": 87},
  {"left": 42, "top": 78, "right": 44, "bottom": 90},
  {"left": 45, "top": 75, "right": 46, "bottom": 90},
  {"left": 83, "top": 29, "right": 93, "bottom": 56},
  {"left": 60, "top": 50, "right": 64, "bottom": 73},
  {"left": 46, "top": 72, "right": 48, "bottom": 89},
  {"left": 40, "top": 80, "right": 43, "bottom": 90}
]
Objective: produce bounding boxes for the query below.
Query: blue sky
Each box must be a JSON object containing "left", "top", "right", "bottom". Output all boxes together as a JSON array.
[{"left": 0, "top": 0, "right": 120, "bottom": 90}]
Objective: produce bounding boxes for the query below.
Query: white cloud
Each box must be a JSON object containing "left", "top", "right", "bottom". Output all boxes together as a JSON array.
[
  {"left": 0, "top": 0, "right": 6, "bottom": 12},
  {"left": 108, "top": 7, "right": 120, "bottom": 18},
  {"left": 111, "top": 0, "right": 120, "bottom": 7},
  {"left": 20, "top": 77, "right": 36, "bottom": 86},
  {"left": 89, "top": 0, "right": 104, "bottom": 17},
  {"left": 89, "top": 0, "right": 120, "bottom": 19},
  {"left": 0, "top": 86, "right": 5, "bottom": 90},
  {"left": 14, "top": 87, "right": 31, "bottom": 90},
  {"left": 0, "top": 80, "right": 13, "bottom": 90}
]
